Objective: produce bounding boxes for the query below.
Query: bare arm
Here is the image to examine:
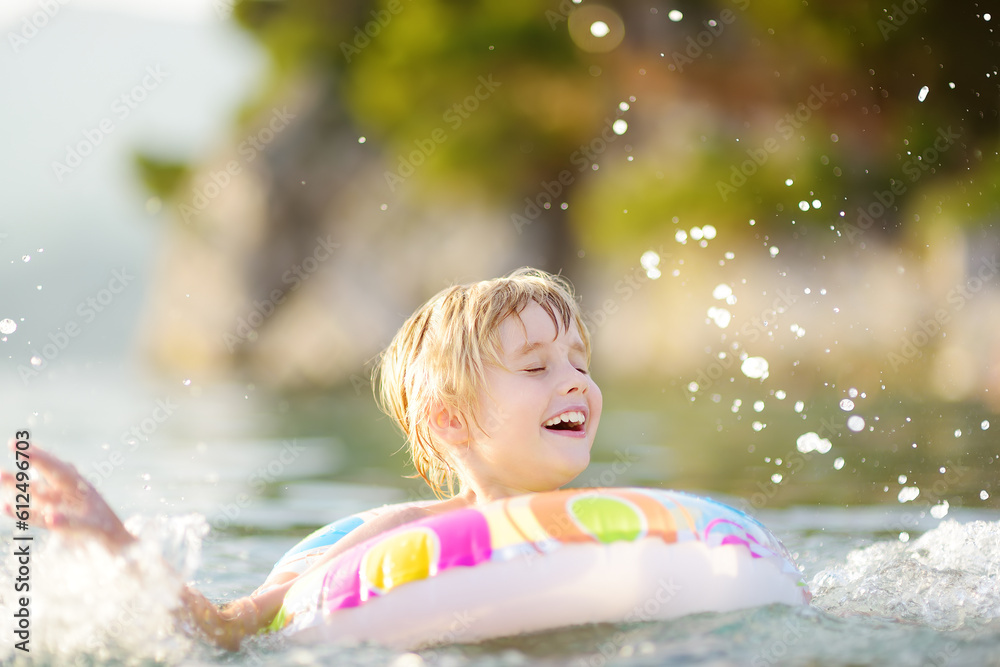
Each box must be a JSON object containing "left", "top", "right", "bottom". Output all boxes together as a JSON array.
[
  {"left": 0, "top": 441, "right": 438, "bottom": 651},
  {"left": 0, "top": 441, "right": 274, "bottom": 650}
]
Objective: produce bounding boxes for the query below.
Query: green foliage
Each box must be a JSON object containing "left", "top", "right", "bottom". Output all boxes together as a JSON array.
[
  {"left": 225, "top": 0, "right": 998, "bottom": 250},
  {"left": 133, "top": 152, "right": 190, "bottom": 200}
]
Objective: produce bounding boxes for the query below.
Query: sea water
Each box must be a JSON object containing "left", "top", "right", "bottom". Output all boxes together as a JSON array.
[
  {"left": 5, "top": 504, "right": 1000, "bottom": 666},
  {"left": 2, "top": 380, "right": 999, "bottom": 666}
]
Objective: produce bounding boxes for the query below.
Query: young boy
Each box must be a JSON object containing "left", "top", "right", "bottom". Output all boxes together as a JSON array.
[{"left": 2, "top": 267, "right": 603, "bottom": 650}]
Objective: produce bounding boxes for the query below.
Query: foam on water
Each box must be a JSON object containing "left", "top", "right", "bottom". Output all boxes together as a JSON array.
[
  {"left": 0, "top": 514, "right": 208, "bottom": 662},
  {"left": 810, "top": 519, "right": 1000, "bottom": 630}
]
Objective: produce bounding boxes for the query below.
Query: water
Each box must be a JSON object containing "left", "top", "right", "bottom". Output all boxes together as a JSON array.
[{"left": 2, "top": 378, "right": 999, "bottom": 666}]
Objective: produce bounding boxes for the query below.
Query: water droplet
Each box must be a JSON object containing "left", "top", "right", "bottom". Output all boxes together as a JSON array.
[
  {"left": 898, "top": 474, "right": 907, "bottom": 484},
  {"left": 590, "top": 20, "right": 610, "bottom": 37},
  {"left": 812, "top": 199, "right": 822, "bottom": 209},
  {"left": 0, "top": 319, "right": 16, "bottom": 334},
  {"left": 917, "top": 85, "right": 929, "bottom": 102},
  {"left": 22, "top": 255, "right": 30, "bottom": 262},
  {"left": 29, "top": 355, "right": 42, "bottom": 367},
  {"left": 848, "top": 387, "right": 858, "bottom": 398},
  {"left": 619, "top": 101, "right": 630, "bottom": 111},
  {"left": 752, "top": 421, "right": 765, "bottom": 432},
  {"left": 775, "top": 390, "right": 786, "bottom": 400},
  {"left": 981, "top": 490, "right": 990, "bottom": 500},
  {"left": 612, "top": 119, "right": 628, "bottom": 135},
  {"left": 954, "top": 429, "right": 962, "bottom": 438},
  {"left": 846, "top": 415, "right": 865, "bottom": 432},
  {"left": 785, "top": 178, "right": 794, "bottom": 186},
  {"left": 182, "top": 378, "right": 192, "bottom": 386},
  {"left": 668, "top": 9, "right": 683, "bottom": 21},
  {"left": 687, "top": 381, "right": 699, "bottom": 393},
  {"left": 769, "top": 246, "right": 779, "bottom": 257},
  {"left": 358, "top": 136, "right": 366, "bottom": 143},
  {"left": 897, "top": 486, "right": 920, "bottom": 503},
  {"left": 899, "top": 532, "right": 910, "bottom": 542},
  {"left": 675, "top": 230, "right": 688, "bottom": 244},
  {"left": 741, "top": 356, "right": 769, "bottom": 379},
  {"left": 707, "top": 306, "right": 731, "bottom": 328},
  {"left": 834, "top": 457, "right": 845, "bottom": 470},
  {"left": 712, "top": 283, "right": 733, "bottom": 300},
  {"left": 798, "top": 200, "right": 810, "bottom": 211},
  {"left": 794, "top": 400, "right": 805, "bottom": 413},
  {"left": 982, "top": 420, "right": 990, "bottom": 430},
  {"left": 753, "top": 400, "right": 765, "bottom": 412},
  {"left": 930, "top": 501, "right": 949, "bottom": 519},
  {"left": 771, "top": 473, "right": 783, "bottom": 484},
  {"left": 796, "top": 432, "right": 832, "bottom": 454},
  {"left": 839, "top": 398, "right": 855, "bottom": 411}
]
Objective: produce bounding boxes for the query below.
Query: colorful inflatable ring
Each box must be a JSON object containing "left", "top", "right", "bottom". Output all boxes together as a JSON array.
[{"left": 262, "top": 488, "right": 808, "bottom": 648}]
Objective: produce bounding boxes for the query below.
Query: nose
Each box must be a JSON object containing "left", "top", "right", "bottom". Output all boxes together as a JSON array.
[{"left": 557, "top": 359, "right": 588, "bottom": 395}]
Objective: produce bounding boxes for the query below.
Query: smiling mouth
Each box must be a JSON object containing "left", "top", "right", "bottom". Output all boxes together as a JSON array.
[{"left": 543, "top": 411, "right": 587, "bottom": 433}]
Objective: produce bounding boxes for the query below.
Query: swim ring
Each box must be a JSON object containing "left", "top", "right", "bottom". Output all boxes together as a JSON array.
[{"left": 261, "top": 488, "right": 808, "bottom": 648}]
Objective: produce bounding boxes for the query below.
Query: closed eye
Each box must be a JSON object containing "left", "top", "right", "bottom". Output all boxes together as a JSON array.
[{"left": 525, "top": 367, "right": 546, "bottom": 373}]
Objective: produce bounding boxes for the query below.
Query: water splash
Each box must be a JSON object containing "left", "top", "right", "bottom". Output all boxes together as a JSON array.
[
  {"left": 811, "top": 520, "right": 1000, "bottom": 630},
  {"left": 0, "top": 514, "right": 208, "bottom": 662}
]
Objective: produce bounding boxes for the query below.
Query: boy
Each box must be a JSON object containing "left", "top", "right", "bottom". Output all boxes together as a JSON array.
[{"left": 2, "top": 267, "right": 603, "bottom": 649}]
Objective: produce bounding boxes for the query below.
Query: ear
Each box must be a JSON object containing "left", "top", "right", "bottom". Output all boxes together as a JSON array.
[{"left": 427, "top": 402, "right": 469, "bottom": 446}]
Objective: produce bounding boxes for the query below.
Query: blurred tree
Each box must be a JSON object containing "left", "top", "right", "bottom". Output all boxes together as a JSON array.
[
  {"left": 135, "top": 0, "right": 999, "bottom": 386},
  {"left": 223, "top": 0, "right": 997, "bottom": 266}
]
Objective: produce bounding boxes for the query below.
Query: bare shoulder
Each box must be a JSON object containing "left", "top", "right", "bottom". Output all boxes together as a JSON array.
[{"left": 340, "top": 500, "right": 450, "bottom": 547}]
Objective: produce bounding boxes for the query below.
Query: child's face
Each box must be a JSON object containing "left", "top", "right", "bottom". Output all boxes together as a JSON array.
[{"left": 467, "top": 300, "right": 602, "bottom": 495}]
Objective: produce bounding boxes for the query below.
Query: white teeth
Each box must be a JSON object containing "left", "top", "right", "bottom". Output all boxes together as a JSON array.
[{"left": 544, "top": 411, "right": 586, "bottom": 427}]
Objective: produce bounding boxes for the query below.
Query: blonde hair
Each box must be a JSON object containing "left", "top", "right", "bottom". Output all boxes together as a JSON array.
[{"left": 374, "top": 267, "right": 592, "bottom": 498}]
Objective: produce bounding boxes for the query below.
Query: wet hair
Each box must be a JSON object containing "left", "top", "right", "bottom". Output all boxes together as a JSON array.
[{"left": 373, "top": 267, "right": 591, "bottom": 498}]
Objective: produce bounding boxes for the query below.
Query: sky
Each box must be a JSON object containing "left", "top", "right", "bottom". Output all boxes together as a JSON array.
[
  {"left": 0, "top": 0, "right": 265, "bottom": 412},
  {"left": 0, "top": 0, "right": 221, "bottom": 28}
]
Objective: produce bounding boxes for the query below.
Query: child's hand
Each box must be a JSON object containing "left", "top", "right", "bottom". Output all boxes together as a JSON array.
[{"left": 0, "top": 440, "right": 135, "bottom": 552}]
